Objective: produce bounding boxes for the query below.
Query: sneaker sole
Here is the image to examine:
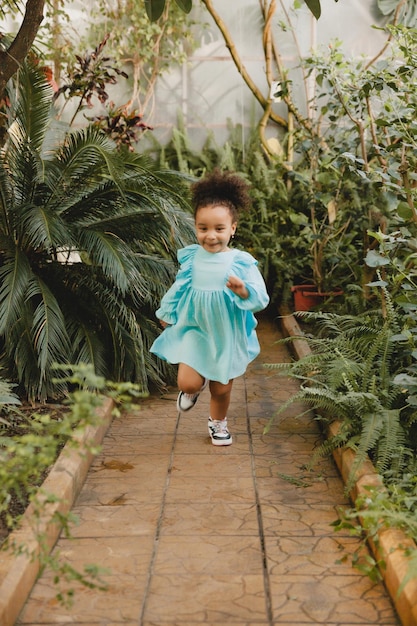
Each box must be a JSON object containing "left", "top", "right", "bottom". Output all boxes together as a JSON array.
[{"left": 210, "top": 437, "right": 233, "bottom": 446}]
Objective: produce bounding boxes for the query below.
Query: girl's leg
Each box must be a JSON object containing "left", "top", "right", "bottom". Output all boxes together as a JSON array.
[
  {"left": 177, "top": 363, "right": 206, "bottom": 394},
  {"left": 209, "top": 380, "right": 233, "bottom": 421}
]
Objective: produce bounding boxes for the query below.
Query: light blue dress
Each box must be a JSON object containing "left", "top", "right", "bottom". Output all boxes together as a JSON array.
[{"left": 150, "top": 244, "right": 269, "bottom": 384}]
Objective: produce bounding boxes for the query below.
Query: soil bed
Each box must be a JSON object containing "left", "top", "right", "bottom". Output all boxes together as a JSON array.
[{"left": 0, "top": 403, "right": 69, "bottom": 543}]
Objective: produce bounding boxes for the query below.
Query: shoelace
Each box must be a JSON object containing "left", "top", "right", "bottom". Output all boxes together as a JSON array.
[{"left": 211, "top": 420, "right": 228, "bottom": 434}]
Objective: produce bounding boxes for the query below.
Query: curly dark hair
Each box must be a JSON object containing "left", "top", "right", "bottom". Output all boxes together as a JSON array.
[{"left": 191, "top": 168, "right": 251, "bottom": 221}]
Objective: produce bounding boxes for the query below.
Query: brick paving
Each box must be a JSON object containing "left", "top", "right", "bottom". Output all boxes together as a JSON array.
[{"left": 17, "top": 317, "right": 400, "bottom": 625}]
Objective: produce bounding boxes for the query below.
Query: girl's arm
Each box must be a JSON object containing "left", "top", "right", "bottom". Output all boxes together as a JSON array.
[
  {"left": 226, "top": 275, "right": 249, "bottom": 299},
  {"left": 227, "top": 263, "right": 269, "bottom": 313},
  {"left": 155, "top": 279, "right": 184, "bottom": 326},
  {"left": 155, "top": 245, "right": 198, "bottom": 325}
]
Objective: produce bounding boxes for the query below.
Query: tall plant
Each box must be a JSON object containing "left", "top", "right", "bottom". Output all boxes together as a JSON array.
[
  {"left": 40, "top": 0, "right": 196, "bottom": 128},
  {"left": 276, "top": 25, "right": 417, "bottom": 296},
  {"left": 0, "top": 58, "right": 195, "bottom": 401}
]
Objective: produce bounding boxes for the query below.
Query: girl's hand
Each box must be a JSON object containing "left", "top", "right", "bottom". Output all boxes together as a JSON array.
[{"left": 226, "top": 274, "right": 249, "bottom": 299}]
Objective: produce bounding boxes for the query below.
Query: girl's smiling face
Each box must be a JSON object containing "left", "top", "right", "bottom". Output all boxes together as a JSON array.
[{"left": 195, "top": 205, "right": 237, "bottom": 253}]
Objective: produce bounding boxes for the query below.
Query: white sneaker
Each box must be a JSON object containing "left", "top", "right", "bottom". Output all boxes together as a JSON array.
[
  {"left": 176, "top": 378, "right": 208, "bottom": 412},
  {"left": 208, "top": 417, "right": 232, "bottom": 446}
]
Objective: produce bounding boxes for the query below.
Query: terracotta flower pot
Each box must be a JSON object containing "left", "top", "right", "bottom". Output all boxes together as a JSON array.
[{"left": 291, "top": 284, "right": 344, "bottom": 311}]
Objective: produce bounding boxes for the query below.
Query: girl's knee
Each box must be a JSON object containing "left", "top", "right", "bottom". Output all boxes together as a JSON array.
[
  {"left": 179, "top": 380, "right": 201, "bottom": 394},
  {"left": 209, "top": 380, "right": 233, "bottom": 399},
  {"left": 177, "top": 364, "right": 205, "bottom": 393}
]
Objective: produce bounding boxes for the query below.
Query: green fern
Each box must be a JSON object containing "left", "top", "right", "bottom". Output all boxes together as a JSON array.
[{"left": 267, "top": 295, "right": 415, "bottom": 483}]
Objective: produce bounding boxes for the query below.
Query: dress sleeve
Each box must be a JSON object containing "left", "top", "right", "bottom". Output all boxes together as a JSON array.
[
  {"left": 155, "top": 245, "right": 198, "bottom": 325},
  {"left": 225, "top": 250, "right": 270, "bottom": 313}
]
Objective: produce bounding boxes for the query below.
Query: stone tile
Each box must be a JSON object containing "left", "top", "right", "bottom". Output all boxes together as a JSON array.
[
  {"left": 18, "top": 579, "right": 146, "bottom": 623},
  {"left": 57, "top": 535, "right": 154, "bottom": 575},
  {"left": 253, "top": 450, "right": 338, "bottom": 478},
  {"left": 76, "top": 470, "right": 167, "bottom": 505},
  {"left": 251, "top": 432, "right": 322, "bottom": 456},
  {"left": 143, "top": 574, "right": 268, "bottom": 622},
  {"left": 89, "top": 453, "right": 170, "bottom": 476},
  {"left": 106, "top": 415, "right": 178, "bottom": 435},
  {"left": 269, "top": 575, "right": 399, "bottom": 624},
  {"left": 165, "top": 474, "right": 255, "bottom": 503},
  {"left": 246, "top": 389, "right": 302, "bottom": 408},
  {"left": 160, "top": 502, "right": 259, "bottom": 535},
  {"left": 256, "top": 475, "right": 349, "bottom": 506},
  {"left": 101, "top": 433, "right": 174, "bottom": 455},
  {"left": 18, "top": 536, "right": 153, "bottom": 623},
  {"left": 250, "top": 412, "right": 319, "bottom": 435},
  {"left": 153, "top": 535, "right": 263, "bottom": 575},
  {"left": 169, "top": 453, "right": 253, "bottom": 477},
  {"left": 260, "top": 502, "right": 343, "bottom": 537},
  {"left": 17, "top": 577, "right": 147, "bottom": 626},
  {"left": 264, "top": 535, "right": 368, "bottom": 577},
  {"left": 68, "top": 503, "right": 161, "bottom": 537}
]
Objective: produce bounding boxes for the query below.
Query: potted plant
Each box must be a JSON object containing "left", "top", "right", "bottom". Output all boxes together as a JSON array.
[
  {"left": 290, "top": 202, "right": 346, "bottom": 310},
  {"left": 288, "top": 167, "right": 352, "bottom": 311}
]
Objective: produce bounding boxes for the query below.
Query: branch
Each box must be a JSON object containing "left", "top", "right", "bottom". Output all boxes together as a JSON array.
[
  {"left": 0, "top": 0, "right": 45, "bottom": 99},
  {"left": 366, "top": 95, "right": 387, "bottom": 169},
  {"left": 331, "top": 77, "right": 369, "bottom": 171},
  {"left": 364, "top": 0, "right": 406, "bottom": 70},
  {"left": 264, "top": 0, "right": 324, "bottom": 145},
  {"left": 201, "top": 0, "right": 287, "bottom": 129},
  {"left": 263, "top": 0, "right": 275, "bottom": 87}
]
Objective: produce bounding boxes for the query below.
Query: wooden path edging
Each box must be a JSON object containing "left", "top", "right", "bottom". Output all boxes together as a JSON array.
[
  {"left": 0, "top": 397, "right": 114, "bottom": 626},
  {"left": 279, "top": 308, "right": 417, "bottom": 626}
]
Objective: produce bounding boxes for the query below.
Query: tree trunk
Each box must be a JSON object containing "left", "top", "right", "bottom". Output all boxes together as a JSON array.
[{"left": 0, "top": 0, "right": 45, "bottom": 100}]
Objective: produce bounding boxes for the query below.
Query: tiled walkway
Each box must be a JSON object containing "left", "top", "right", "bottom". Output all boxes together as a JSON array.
[{"left": 17, "top": 317, "right": 400, "bottom": 625}]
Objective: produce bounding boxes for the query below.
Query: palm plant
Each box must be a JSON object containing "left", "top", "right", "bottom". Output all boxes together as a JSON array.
[{"left": 0, "top": 58, "right": 195, "bottom": 401}]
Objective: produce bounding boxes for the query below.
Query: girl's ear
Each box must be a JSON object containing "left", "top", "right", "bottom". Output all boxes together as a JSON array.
[{"left": 231, "top": 222, "right": 237, "bottom": 235}]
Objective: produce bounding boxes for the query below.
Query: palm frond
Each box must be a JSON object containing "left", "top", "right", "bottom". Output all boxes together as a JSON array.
[
  {"left": 26, "top": 276, "right": 71, "bottom": 371},
  {"left": 67, "top": 318, "right": 107, "bottom": 376},
  {"left": 7, "top": 308, "right": 65, "bottom": 401},
  {"left": 0, "top": 252, "right": 32, "bottom": 334},
  {"left": 48, "top": 126, "right": 126, "bottom": 207},
  {"left": 18, "top": 201, "right": 71, "bottom": 252},
  {"left": 0, "top": 155, "right": 13, "bottom": 232},
  {"left": 7, "top": 61, "right": 53, "bottom": 151},
  {"left": 77, "top": 229, "right": 136, "bottom": 295}
]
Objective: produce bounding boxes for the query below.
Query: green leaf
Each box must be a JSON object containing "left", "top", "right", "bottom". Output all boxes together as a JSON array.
[
  {"left": 174, "top": 0, "right": 192, "bottom": 12},
  {"left": 397, "top": 201, "right": 414, "bottom": 220},
  {"left": 366, "top": 279, "right": 388, "bottom": 287},
  {"left": 364, "top": 250, "right": 390, "bottom": 268},
  {"left": 377, "top": 0, "right": 417, "bottom": 26},
  {"left": 144, "top": 0, "right": 166, "bottom": 21},
  {"left": 303, "top": 0, "right": 321, "bottom": 19}
]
